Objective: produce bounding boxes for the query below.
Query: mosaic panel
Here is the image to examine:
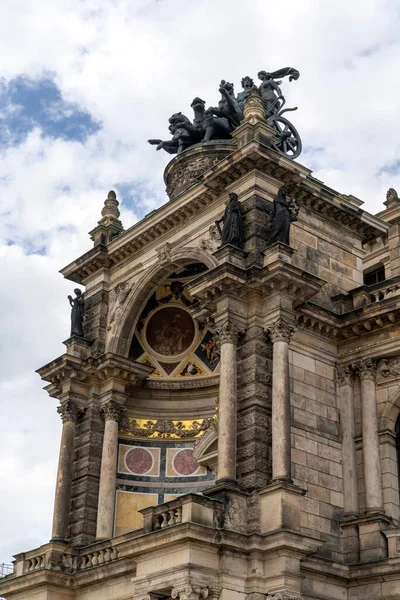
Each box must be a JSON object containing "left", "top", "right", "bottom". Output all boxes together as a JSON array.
[
  {"left": 128, "top": 263, "right": 220, "bottom": 378},
  {"left": 166, "top": 448, "right": 207, "bottom": 477},
  {"left": 118, "top": 444, "right": 160, "bottom": 476}
]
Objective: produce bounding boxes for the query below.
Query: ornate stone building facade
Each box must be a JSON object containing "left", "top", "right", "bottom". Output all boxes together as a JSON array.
[{"left": 2, "top": 93, "right": 400, "bottom": 600}]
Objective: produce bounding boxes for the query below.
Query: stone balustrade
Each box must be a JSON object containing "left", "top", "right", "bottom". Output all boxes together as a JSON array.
[
  {"left": 140, "top": 493, "right": 222, "bottom": 534},
  {"left": 12, "top": 540, "right": 120, "bottom": 576}
]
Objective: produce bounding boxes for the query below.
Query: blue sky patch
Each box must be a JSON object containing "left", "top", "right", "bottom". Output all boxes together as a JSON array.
[{"left": 0, "top": 75, "right": 101, "bottom": 147}]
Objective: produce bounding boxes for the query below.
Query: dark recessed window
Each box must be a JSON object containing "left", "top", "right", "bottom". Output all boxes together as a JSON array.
[{"left": 364, "top": 266, "right": 385, "bottom": 286}]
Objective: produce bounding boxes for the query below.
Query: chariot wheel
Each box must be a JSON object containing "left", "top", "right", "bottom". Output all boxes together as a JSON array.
[{"left": 269, "top": 116, "right": 302, "bottom": 159}]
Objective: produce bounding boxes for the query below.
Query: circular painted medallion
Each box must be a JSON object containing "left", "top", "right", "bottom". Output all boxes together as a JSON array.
[
  {"left": 145, "top": 306, "right": 195, "bottom": 357},
  {"left": 173, "top": 449, "right": 199, "bottom": 476},
  {"left": 125, "top": 447, "right": 153, "bottom": 475}
]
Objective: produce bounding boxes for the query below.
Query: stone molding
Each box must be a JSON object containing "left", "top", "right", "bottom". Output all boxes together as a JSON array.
[
  {"left": 266, "top": 594, "right": 302, "bottom": 600},
  {"left": 357, "top": 358, "right": 377, "bottom": 381},
  {"left": 267, "top": 318, "right": 295, "bottom": 344},
  {"left": 171, "top": 582, "right": 209, "bottom": 600},
  {"left": 100, "top": 401, "right": 126, "bottom": 423},
  {"left": 218, "top": 321, "right": 240, "bottom": 345},
  {"left": 336, "top": 364, "right": 354, "bottom": 386},
  {"left": 57, "top": 401, "right": 81, "bottom": 423},
  {"left": 377, "top": 356, "right": 400, "bottom": 380}
]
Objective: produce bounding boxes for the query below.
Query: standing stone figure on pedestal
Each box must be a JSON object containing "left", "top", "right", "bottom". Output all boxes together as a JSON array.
[
  {"left": 265, "top": 188, "right": 299, "bottom": 247},
  {"left": 215, "top": 192, "right": 244, "bottom": 249},
  {"left": 68, "top": 288, "right": 84, "bottom": 337}
]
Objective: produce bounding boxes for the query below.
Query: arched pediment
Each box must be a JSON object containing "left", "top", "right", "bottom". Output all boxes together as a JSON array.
[{"left": 379, "top": 388, "right": 400, "bottom": 432}]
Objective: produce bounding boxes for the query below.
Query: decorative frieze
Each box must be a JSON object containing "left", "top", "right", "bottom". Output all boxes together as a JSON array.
[
  {"left": 357, "top": 358, "right": 377, "bottom": 380},
  {"left": 57, "top": 401, "right": 81, "bottom": 423},
  {"left": 336, "top": 364, "right": 354, "bottom": 386},
  {"left": 171, "top": 583, "right": 209, "bottom": 600},
  {"left": 268, "top": 318, "right": 295, "bottom": 344},
  {"left": 120, "top": 416, "right": 216, "bottom": 439},
  {"left": 377, "top": 356, "right": 400, "bottom": 380},
  {"left": 218, "top": 321, "right": 240, "bottom": 345},
  {"left": 100, "top": 401, "right": 126, "bottom": 423}
]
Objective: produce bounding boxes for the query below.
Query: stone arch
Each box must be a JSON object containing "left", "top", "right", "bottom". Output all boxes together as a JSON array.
[
  {"left": 192, "top": 425, "right": 218, "bottom": 474},
  {"left": 109, "top": 246, "right": 218, "bottom": 357},
  {"left": 379, "top": 388, "right": 400, "bottom": 432}
]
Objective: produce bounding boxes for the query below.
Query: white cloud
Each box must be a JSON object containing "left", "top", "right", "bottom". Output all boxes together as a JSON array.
[{"left": 1, "top": 0, "right": 400, "bottom": 564}]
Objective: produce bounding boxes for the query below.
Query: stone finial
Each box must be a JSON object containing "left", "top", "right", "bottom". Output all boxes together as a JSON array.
[
  {"left": 89, "top": 189, "right": 124, "bottom": 245},
  {"left": 384, "top": 187, "right": 400, "bottom": 208},
  {"left": 101, "top": 190, "right": 120, "bottom": 220},
  {"left": 243, "top": 88, "right": 265, "bottom": 124}
]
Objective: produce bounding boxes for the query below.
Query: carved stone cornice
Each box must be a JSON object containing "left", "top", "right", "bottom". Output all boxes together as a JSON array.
[
  {"left": 377, "top": 356, "right": 400, "bottom": 380},
  {"left": 37, "top": 352, "right": 154, "bottom": 399},
  {"left": 171, "top": 582, "right": 209, "bottom": 600},
  {"left": 100, "top": 401, "right": 126, "bottom": 423},
  {"left": 357, "top": 358, "right": 377, "bottom": 381},
  {"left": 218, "top": 321, "right": 240, "bottom": 345},
  {"left": 336, "top": 364, "right": 354, "bottom": 386},
  {"left": 57, "top": 401, "right": 81, "bottom": 423},
  {"left": 267, "top": 318, "right": 295, "bottom": 344},
  {"left": 266, "top": 594, "right": 302, "bottom": 600}
]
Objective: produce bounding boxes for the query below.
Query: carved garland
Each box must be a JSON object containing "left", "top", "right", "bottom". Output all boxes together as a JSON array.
[{"left": 120, "top": 417, "right": 216, "bottom": 439}]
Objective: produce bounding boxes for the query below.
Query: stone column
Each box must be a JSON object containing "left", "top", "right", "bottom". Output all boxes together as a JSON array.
[
  {"left": 217, "top": 321, "right": 240, "bottom": 484},
  {"left": 359, "top": 358, "right": 384, "bottom": 513},
  {"left": 51, "top": 401, "right": 80, "bottom": 542},
  {"left": 96, "top": 401, "right": 125, "bottom": 539},
  {"left": 269, "top": 318, "right": 294, "bottom": 483},
  {"left": 337, "top": 364, "right": 359, "bottom": 517}
]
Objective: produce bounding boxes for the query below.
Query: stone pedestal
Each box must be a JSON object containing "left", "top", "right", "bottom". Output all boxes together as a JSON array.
[
  {"left": 258, "top": 482, "right": 305, "bottom": 534},
  {"left": 51, "top": 401, "right": 81, "bottom": 542}
]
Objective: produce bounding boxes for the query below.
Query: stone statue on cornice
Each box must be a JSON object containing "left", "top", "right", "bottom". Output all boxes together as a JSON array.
[{"left": 215, "top": 192, "right": 244, "bottom": 249}]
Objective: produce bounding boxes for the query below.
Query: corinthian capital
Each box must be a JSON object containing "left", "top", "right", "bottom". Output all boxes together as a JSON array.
[
  {"left": 336, "top": 364, "right": 354, "bottom": 386},
  {"left": 357, "top": 358, "right": 377, "bottom": 381},
  {"left": 218, "top": 321, "right": 240, "bottom": 345},
  {"left": 268, "top": 318, "right": 295, "bottom": 343},
  {"left": 57, "top": 401, "right": 81, "bottom": 423},
  {"left": 100, "top": 401, "right": 126, "bottom": 423},
  {"left": 171, "top": 583, "right": 209, "bottom": 600}
]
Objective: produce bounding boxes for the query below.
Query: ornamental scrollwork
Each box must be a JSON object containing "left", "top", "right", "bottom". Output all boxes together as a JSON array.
[
  {"left": 57, "top": 401, "right": 82, "bottom": 423},
  {"left": 336, "top": 364, "right": 354, "bottom": 386},
  {"left": 100, "top": 401, "right": 126, "bottom": 423},
  {"left": 377, "top": 357, "right": 400, "bottom": 380},
  {"left": 218, "top": 321, "right": 240, "bottom": 345},
  {"left": 120, "top": 417, "right": 216, "bottom": 439},
  {"left": 267, "top": 318, "right": 295, "bottom": 344},
  {"left": 171, "top": 583, "right": 209, "bottom": 600},
  {"left": 357, "top": 358, "right": 377, "bottom": 381}
]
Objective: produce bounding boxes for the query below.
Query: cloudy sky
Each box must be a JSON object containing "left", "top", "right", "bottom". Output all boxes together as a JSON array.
[{"left": 1, "top": 0, "right": 400, "bottom": 565}]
